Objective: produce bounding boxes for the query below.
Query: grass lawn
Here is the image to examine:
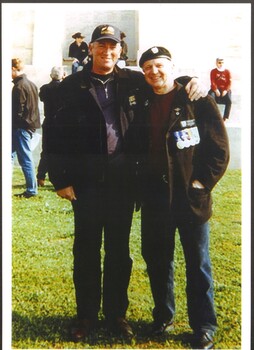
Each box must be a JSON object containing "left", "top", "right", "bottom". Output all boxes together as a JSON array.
[{"left": 11, "top": 167, "right": 242, "bottom": 349}]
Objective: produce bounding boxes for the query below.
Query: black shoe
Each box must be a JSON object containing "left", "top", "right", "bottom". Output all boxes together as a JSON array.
[
  {"left": 149, "top": 319, "right": 174, "bottom": 336},
  {"left": 70, "top": 318, "right": 96, "bottom": 342},
  {"left": 192, "top": 331, "right": 214, "bottom": 349},
  {"left": 14, "top": 191, "right": 36, "bottom": 198},
  {"left": 107, "top": 317, "right": 134, "bottom": 339}
]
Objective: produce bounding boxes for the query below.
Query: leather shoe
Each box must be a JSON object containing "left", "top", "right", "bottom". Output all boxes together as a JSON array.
[
  {"left": 70, "top": 319, "right": 96, "bottom": 342},
  {"left": 193, "top": 331, "right": 214, "bottom": 349},
  {"left": 149, "top": 319, "right": 174, "bottom": 336},
  {"left": 107, "top": 317, "right": 134, "bottom": 339}
]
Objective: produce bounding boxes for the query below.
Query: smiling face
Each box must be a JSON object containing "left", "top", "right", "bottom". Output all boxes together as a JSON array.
[
  {"left": 89, "top": 39, "right": 122, "bottom": 75},
  {"left": 142, "top": 57, "right": 175, "bottom": 94}
]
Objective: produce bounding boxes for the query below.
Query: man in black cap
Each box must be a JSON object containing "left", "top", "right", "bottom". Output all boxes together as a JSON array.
[
  {"left": 47, "top": 25, "right": 206, "bottom": 342},
  {"left": 139, "top": 46, "right": 230, "bottom": 349},
  {"left": 68, "top": 32, "right": 89, "bottom": 74}
]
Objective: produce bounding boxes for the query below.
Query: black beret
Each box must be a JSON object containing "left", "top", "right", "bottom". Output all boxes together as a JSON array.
[{"left": 139, "top": 46, "right": 172, "bottom": 67}]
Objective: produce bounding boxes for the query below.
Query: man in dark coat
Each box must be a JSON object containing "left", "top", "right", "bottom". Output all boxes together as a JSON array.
[
  {"left": 37, "top": 66, "right": 65, "bottom": 186},
  {"left": 139, "top": 47, "right": 230, "bottom": 349}
]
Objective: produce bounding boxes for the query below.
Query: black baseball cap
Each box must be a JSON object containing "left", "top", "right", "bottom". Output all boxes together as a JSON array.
[
  {"left": 139, "top": 46, "right": 172, "bottom": 67},
  {"left": 91, "top": 25, "right": 121, "bottom": 43}
]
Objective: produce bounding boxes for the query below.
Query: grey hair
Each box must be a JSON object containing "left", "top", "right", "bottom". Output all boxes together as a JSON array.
[{"left": 50, "top": 66, "right": 64, "bottom": 80}]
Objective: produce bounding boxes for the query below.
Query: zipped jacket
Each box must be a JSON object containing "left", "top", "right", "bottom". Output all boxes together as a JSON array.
[
  {"left": 47, "top": 64, "right": 147, "bottom": 191},
  {"left": 12, "top": 74, "right": 41, "bottom": 130}
]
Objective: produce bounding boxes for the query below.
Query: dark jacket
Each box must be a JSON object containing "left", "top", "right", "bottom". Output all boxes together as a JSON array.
[
  {"left": 39, "top": 80, "right": 62, "bottom": 124},
  {"left": 12, "top": 74, "right": 41, "bottom": 130},
  {"left": 47, "top": 63, "right": 147, "bottom": 191},
  {"left": 143, "top": 82, "right": 230, "bottom": 224},
  {"left": 68, "top": 41, "right": 89, "bottom": 62}
]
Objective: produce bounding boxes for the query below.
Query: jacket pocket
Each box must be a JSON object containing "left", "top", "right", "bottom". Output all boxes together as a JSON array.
[{"left": 187, "top": 187, "right": 212, "bottom": 224}]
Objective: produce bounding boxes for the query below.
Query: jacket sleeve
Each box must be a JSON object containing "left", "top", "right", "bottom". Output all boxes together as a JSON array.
[
  {"left": 48, "top": 153, "right": 74, "bottom": 191},
  {"left": 210, "top": 69, "right": 218, "bottom": 91},
  {"left": 39, "top": 85, "right": 46, "bottom": 102},
  {"left": 68, "top": 43, "right": 74, "bottom": 58},
  {"left": 46, "top": 78, "right": 76, "bottom": 190},
  {"left": 14, "top": 87, "right": 26, "bottom": 120},
  {"left": 192, "top": 95, "right": 230, "bottom": 191},
  {"left": 175, "top": 76, "right": 192, "bottom": 86},
  {"left": 225, "top": 69, "right": 232, "bottom": 91}
]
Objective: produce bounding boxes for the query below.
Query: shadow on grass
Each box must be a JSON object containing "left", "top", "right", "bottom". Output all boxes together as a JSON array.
[
  {"left": 12, "top": 312, "right": 193, "bottom": 348},
  {"left": 12, "top": 184, "right": 26, "bottom": 189}
]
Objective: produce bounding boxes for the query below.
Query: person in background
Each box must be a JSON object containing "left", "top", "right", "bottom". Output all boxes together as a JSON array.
[
  {"left": 47, "top": 24, "right": 206, "bottom": 342},
  {"left": 208, "top": 57, "right": 232, "bottom": 121},
  {"left": 120, "top": 32, "right": 128, "bottom": 62},
  {"left": 12, "top": 58, "right": 41, "bottom": 198},
  {"left": 139, "top": 47, "right": 230, "bottom": 349},
  {"left": 68, "top": 32, "right": 89, "bottom": 74},
  {"left": 37, "top": 66, "right": 66, "bottom": 186}
]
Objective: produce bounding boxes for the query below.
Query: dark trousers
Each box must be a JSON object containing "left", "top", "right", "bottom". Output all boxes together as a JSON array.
[
  {"left": 37, "top": 124, "right": 48, "bottom": 180},
  {"left": 37, "top": 150, "right": 48, "bottom": 180},
  {"left": 209, "top": 89, "right": 232, "bottom": 119},
  {"left": 141, "top": 177, "right": 217, "bottom": 334},
  {"left": 71, "top": 159, "right": 134, "bottom": 320}
]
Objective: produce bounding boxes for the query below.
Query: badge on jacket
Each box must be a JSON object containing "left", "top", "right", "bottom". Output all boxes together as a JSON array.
[{"left": 173, "top": 126, "right": 200, "bottom": 149}]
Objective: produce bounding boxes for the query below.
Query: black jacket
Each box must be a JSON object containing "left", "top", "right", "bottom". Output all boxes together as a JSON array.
[
  {"left": 12, "top": 74, "right": 41, "bottom": 130},
  {"left": 68, "top": 41, "right": 89, "bottom": 62},
  {"left": 47, "top": 64, "right": 147, "bottom": 190},
  {"left": 39, "top": 80, "right": 62, "bottom": 124}
]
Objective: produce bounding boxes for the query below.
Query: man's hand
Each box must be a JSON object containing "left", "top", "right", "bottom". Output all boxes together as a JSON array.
[
  {"left": 192, "top": 179, "right": 205, "bottom": 189},
  {"left": 57, "top": 186, "right": 77, "bottom": 201},
  {"left": 82, "top": 57, "right": 89, "bottom": 65},
  {"left": 215, "top": 89, "right": 221, "bottom": 97},
  {"left": 185, "top": 78, "right": 208, "bottom": 101},
  {"left": 221, "top": 90, "right": 227, "bottom": 97}
]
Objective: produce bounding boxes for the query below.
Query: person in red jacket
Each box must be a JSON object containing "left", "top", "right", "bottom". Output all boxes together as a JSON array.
[{"left": 208, "top": 57, "right": 232, "bottom": 121}]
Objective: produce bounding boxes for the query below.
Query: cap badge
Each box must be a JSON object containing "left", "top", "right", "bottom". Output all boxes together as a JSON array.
[
  {"left": 151, "top": 47, "right": 159, "bottom": 54},
  {"left": 101, "top": 26, "right": 115, "bottom": 36}
]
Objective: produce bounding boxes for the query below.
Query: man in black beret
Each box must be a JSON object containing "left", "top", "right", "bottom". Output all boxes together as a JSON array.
[
  {"left": 139, "top": 46, "right": 230, "bottom": 349},
  {"left": 68, "top": 32, "right": 89, "bottom": 74}
]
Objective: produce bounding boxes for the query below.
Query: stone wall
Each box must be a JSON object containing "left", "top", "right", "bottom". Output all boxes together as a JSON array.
[{"left": 62, "top": 10, "right": 138, "bottom": 62}]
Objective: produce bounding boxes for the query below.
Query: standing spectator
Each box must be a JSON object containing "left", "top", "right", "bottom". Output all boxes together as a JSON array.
[
  {"left": 120, "top": 32, "right": 128, "bottom": 62},
  {"left": 208, "top": 57, "right": 232, "bottom": 121},
  {"left": 68, "top": 32, "right": 89, "bottom": 74},
  {"left": 12, "top": 58, "right": 41, "bottom": 198},
  {"left": 47, "top": 24, "right": 206, "bottom": 342},
  {"left": 139, "top": 47, "right": 230, "bottom": 349},
  {"left": 37, "top": 66, "right": 66, "bottom": 186}
]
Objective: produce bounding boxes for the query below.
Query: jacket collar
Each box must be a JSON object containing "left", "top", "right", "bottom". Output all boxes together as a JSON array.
[{"left": 12, "top": 73, "right": 26, "bottom": 84}]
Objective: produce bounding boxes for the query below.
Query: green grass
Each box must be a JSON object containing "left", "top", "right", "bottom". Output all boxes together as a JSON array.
[{"left": 11, "top": 167, "right": 242, "bottom": 349}]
